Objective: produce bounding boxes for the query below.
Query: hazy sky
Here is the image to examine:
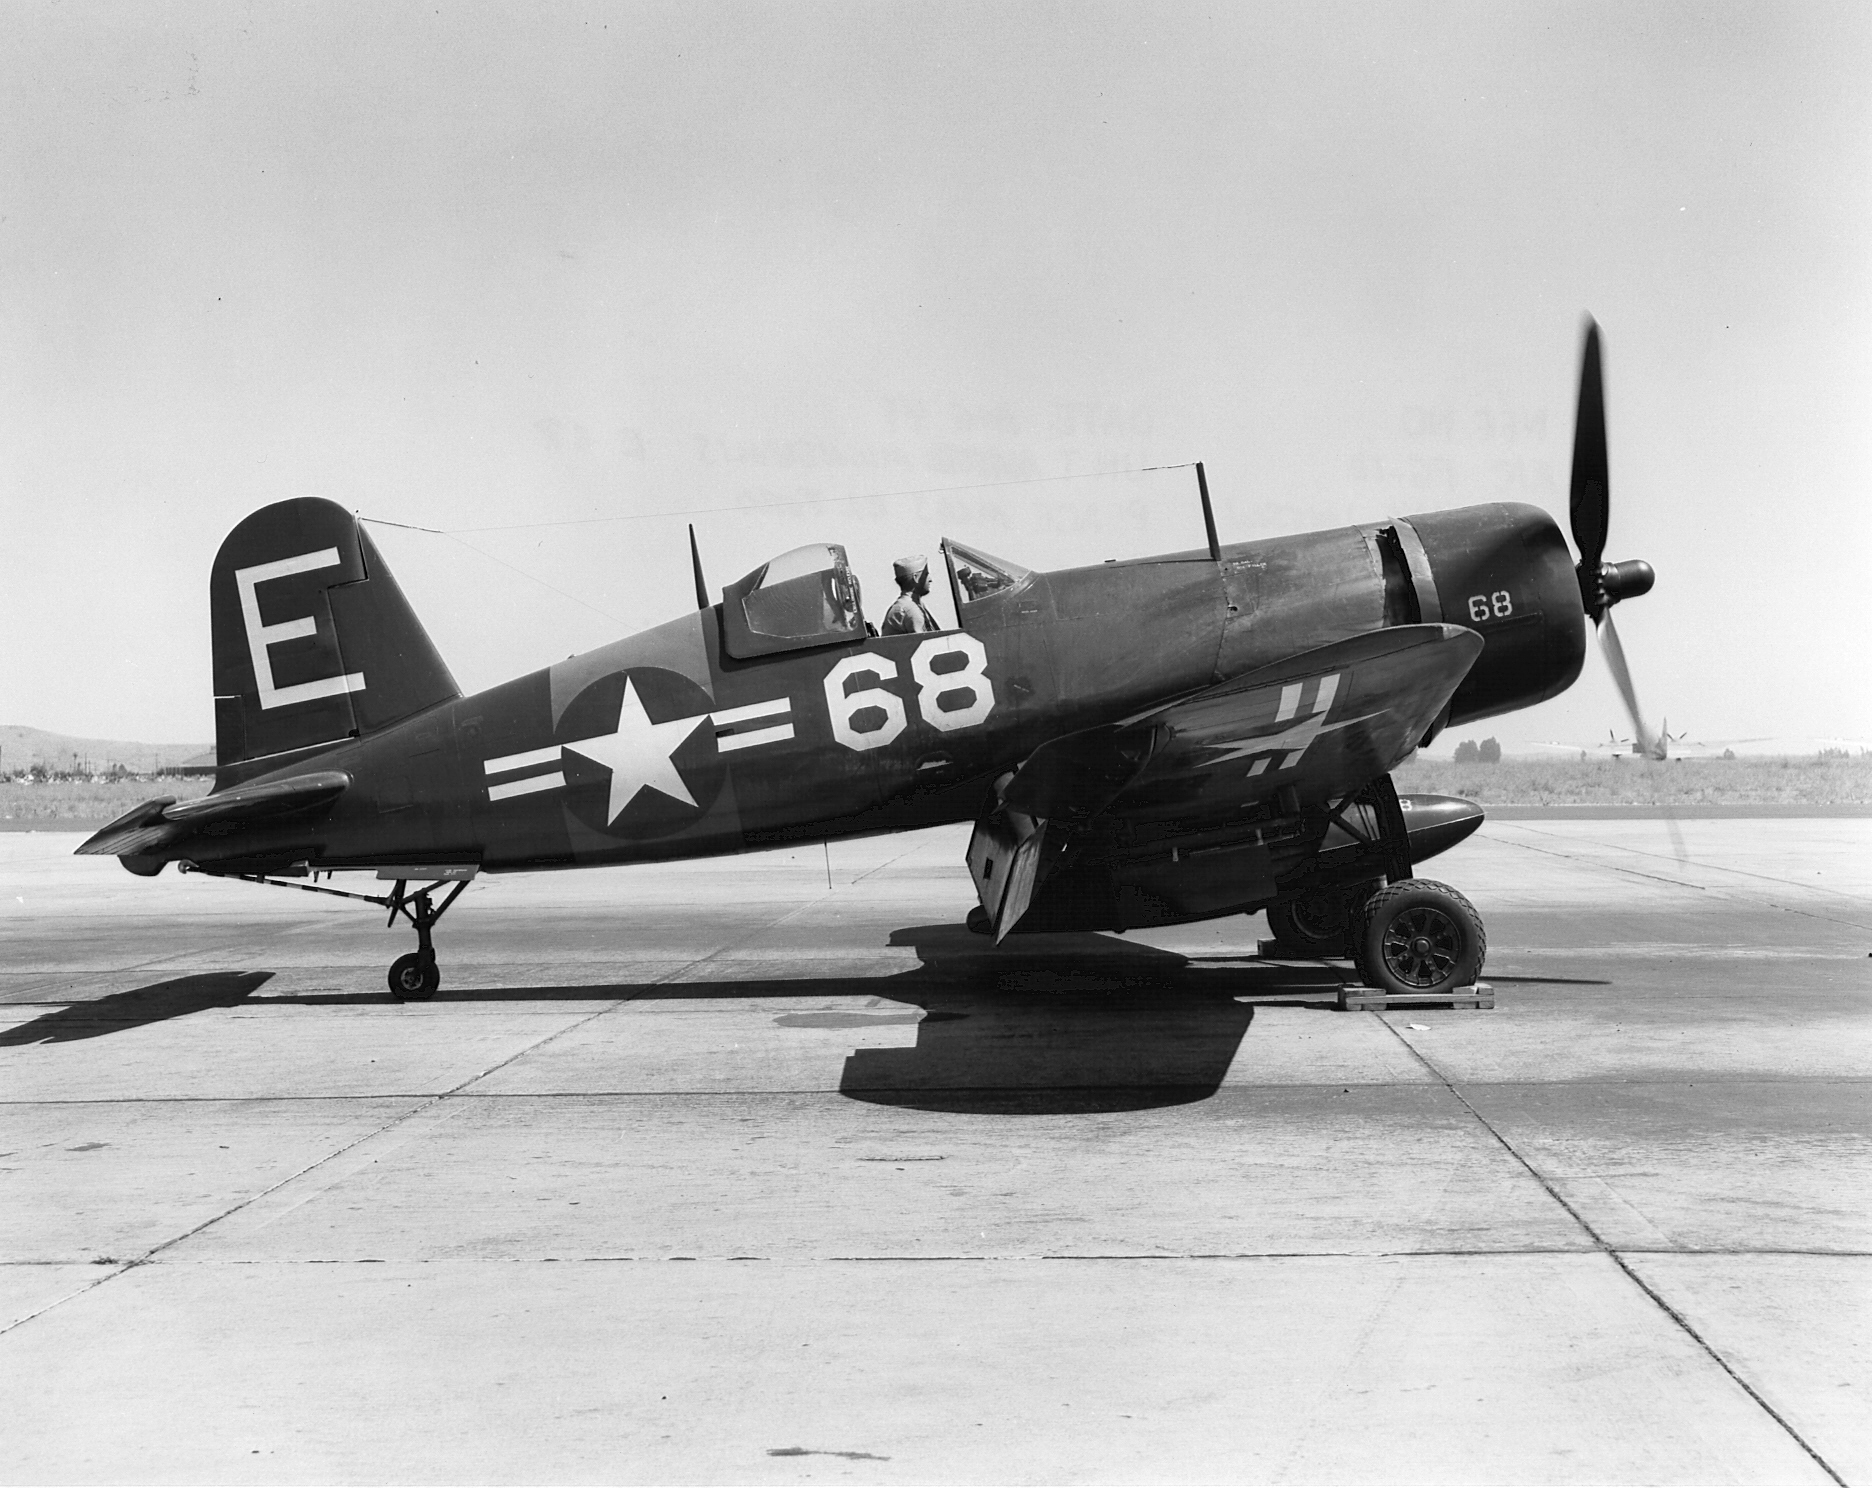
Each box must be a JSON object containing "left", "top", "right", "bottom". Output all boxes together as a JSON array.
[{"left": 4, "top": 1, "right": 1867, "bottom": 748}]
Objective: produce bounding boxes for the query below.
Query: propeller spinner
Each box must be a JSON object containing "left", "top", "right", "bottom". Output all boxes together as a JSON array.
[{"left": 1568, "top": 318, "right": 1658, "bottom": 752}]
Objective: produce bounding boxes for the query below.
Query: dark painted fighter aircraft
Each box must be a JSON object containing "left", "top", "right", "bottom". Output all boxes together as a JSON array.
[{"left": 81, "top": 321, "right": 1656, "bottom": 1001}]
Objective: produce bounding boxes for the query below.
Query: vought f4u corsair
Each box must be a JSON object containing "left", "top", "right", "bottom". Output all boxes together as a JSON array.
[{"left": 82, "top": 321, "right": 1657, "bottom": 1001}]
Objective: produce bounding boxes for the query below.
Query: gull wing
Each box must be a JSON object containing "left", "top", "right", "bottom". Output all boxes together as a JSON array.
[
  {"left": 977, "top": 625, "right": 1483, "bottom": 939},
  {"left": 1002, "top": 624, "right": 1483, "bottom": 825},
  {"left": 1105, "top": 623, "right": 1483, "bottom": 819}
]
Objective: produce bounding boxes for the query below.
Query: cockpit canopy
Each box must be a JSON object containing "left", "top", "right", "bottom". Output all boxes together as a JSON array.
[
  {"left": 718, "top": 538, "right": 1035, "bottom": 659},
  {"left": 722, "top": 543, "right": 865, "bottom": 659}
]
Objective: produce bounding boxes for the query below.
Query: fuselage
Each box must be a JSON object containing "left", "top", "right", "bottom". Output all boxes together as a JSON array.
[{"left": 182, "top": 501, "right": 1583, "bottom": 876}]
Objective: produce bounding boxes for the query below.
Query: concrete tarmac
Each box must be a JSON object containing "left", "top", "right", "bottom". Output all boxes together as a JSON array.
[{"left": 2, "top": 818, "right": 1869, "bottom": 1484}]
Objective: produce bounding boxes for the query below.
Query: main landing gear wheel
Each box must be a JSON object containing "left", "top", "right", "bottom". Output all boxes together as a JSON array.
[
  {"left": 1354, "top": 879, "right": 1486, "bottom": 997},
  {"left": 1267, "top": 891, "right": 1346, "bottom": 956},
  {"left": 388, "top": 952, "right": 440, "bottom": 1001},
  {"left": 1267, "top": 879, "right": 1379, "bottom": 958}
]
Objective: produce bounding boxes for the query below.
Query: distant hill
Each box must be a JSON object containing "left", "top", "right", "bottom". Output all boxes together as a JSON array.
[{"left": 0, "top": 725, "right": 213, "bottom": 775}]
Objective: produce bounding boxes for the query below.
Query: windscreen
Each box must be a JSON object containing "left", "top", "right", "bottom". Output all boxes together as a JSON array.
[{"left": 945, "top": 541, "right": 1032, "bottom": 605}]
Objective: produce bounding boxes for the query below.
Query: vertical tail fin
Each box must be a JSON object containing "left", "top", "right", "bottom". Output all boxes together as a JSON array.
[{"left": 210, "top": 498, "right": 458, "bottom": 784}]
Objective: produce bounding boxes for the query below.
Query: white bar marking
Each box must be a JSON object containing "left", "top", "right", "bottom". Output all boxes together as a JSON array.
[
  {"left": 710, "top": 698, "right": 790, "bottom": 726},
  {"left": 483, "top": 744, "right": 563, "bottom": 775},
  {"left": 1312, "top": 673, "right": 1340, "bottom": 714},
  {"left": 1274, "top": 682, "right": 1303, "bottom": 723},
  {"left": 487, "top": 772, "right": 565, "bottom": 801},
  {"left": 717, "top": 723, "right": 795, "bottom": 753}
]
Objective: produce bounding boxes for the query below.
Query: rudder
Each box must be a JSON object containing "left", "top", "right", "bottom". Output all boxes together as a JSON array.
[{"left": 210, "top": 498, "right": 458, "bottom": 783}]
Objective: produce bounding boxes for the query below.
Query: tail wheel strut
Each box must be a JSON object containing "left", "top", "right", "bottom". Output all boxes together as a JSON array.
[
  {"left": 197, "top": 867, "right": 473, "bottom": 1000},
  {"left": 384, "top": 880, "right": 467, "bottom": 1002}
]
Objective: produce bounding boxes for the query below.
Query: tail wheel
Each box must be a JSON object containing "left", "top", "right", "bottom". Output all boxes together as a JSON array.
[
  {"left": 389, "top": 952, "right": 441, "bottom": 1002},
  {"left": 1354, "top": 880, "right": 1485, "bottom": 996}
]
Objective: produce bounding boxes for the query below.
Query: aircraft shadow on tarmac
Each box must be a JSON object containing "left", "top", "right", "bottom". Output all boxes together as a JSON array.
[
  {"left": 496, "top": 922, "right": 1344, "bottom": 1114},
  {"left": 0, "top": 971, "right": 275, "bottom": 1045},
  {"left": 0, "top": 926, "right": 1354, "bottom": 1114},
  {"left": 823, "top": 924, "right": 1311, "bottom": 1114}
]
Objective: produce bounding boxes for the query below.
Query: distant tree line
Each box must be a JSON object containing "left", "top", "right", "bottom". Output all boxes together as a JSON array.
[
  {"left": 1452, "top": 738, "right": 1502, "bottom": 764},
  {"left": 2, "top": 763, "right": 174, "bottom": 783}
]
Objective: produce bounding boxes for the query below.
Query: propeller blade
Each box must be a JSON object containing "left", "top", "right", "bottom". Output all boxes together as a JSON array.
[
  {"left": 1570, "top": 318, "right": 1609, "bottom": 572},
  {"left": 1598, "top": 609, "right": 1653, "bottom": 757}
]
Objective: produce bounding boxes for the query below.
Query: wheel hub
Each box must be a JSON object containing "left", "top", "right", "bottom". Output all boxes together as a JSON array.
[{"left": 1381, "top": 906, "right": 1462, "bottom": 988}]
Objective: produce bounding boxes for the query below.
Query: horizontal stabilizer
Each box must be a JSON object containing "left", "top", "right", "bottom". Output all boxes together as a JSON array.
[
  {"left": 160, "top": 770, "right": 350, "bottom": 825},
  {"left": 73, "top": 796, "right": 178, "bottom": 857},
  {"left": 75, "top": 771, "right": 350, "bottom": 858}
]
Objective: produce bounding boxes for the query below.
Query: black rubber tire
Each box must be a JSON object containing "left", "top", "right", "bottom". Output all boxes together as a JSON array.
[
  {"left": 1342, "top": 877, "right": 1383, "bottom": 949},
  {"left": 966, "top": 904, "right": 994, "bottom": 936},
  {"left": 1353, "top": 879, "right": 1485, "bottom": 996},
  {"left": 388, "top": 952, "right": 441, "bottom": 1001},
  {"left": 1267, "top": 890, "right": 1350, "bottom": 956}
]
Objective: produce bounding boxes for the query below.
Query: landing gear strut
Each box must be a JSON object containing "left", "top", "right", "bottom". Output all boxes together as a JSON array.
[
  {"left": 184, "top": 865, "right": 476, "bottom": 1000},
  {"left": 1266, "top": 774, "right": 1415, "bottom": 956},
  {"left": 1265, "top": 880, "right": 1377, "bottom": 958},
  {"left": 1266, "top": 774, "right": 1490, "bottom": 998},
  {"left": 382, "top": 880, "right": 467, "bottom": 1002}
]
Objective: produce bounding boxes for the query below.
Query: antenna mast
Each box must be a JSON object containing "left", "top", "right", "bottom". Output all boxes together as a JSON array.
[
  {"left": 1196, "top": 461, "right": 1221, "bottom": 563},
  {"left": 688, "top": 525, "right": 710, "bottom": 610}
]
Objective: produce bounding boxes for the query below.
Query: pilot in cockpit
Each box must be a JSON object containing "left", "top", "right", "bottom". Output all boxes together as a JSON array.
[
  {"left": 880, "top": 554, "right": 938, "bottom": 635},
  {"left": 953, "top": 560, "right": 1000, "bottom": 602}
]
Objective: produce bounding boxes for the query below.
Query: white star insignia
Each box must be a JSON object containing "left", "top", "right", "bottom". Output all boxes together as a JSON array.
[{"left": 563, "top": 677, "right": 711, "bottom": 825}]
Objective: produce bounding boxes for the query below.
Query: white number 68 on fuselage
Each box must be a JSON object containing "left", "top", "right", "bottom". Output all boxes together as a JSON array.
[{"left": 824, "top": 634, "right": 997, "bottom": 752}]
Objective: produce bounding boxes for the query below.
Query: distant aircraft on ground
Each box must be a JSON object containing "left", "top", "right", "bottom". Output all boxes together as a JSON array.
[
  {"left": 1527, "top": 724, "right": 1811, "bottom": 761},
  {"left": 80, "top": 321, "right": 1657, "bottom": 1002},
  {"left": 1531, "top": 722, "right": 1683, "bottom": 761}
]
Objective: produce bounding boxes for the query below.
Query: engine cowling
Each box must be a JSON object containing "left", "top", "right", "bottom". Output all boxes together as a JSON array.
[{"left": 1400, "top": 502, "right": 1587, "bottom": 726}]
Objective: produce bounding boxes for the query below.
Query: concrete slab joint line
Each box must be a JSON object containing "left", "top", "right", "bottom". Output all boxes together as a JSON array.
[
  {"left": 1376, "top": 1017, "right": 1851, "bottom": 1487},
  {"left": 0, "top": 894, "right": 831, "bottom": 1340},
  {"left": 4, "top": 823, "right": 1869, "bottom": 1480},
  {"left": 1491, "top": 825, "right": 1872, "bottom": 931},
  {"left": 1501, "top": 820, "right": 1872, "bottom": 904}
]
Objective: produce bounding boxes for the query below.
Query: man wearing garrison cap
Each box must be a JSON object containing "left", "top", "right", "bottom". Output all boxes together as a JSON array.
[{"left": 880, "top": 554, "right": 938, "bottom": 635}]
